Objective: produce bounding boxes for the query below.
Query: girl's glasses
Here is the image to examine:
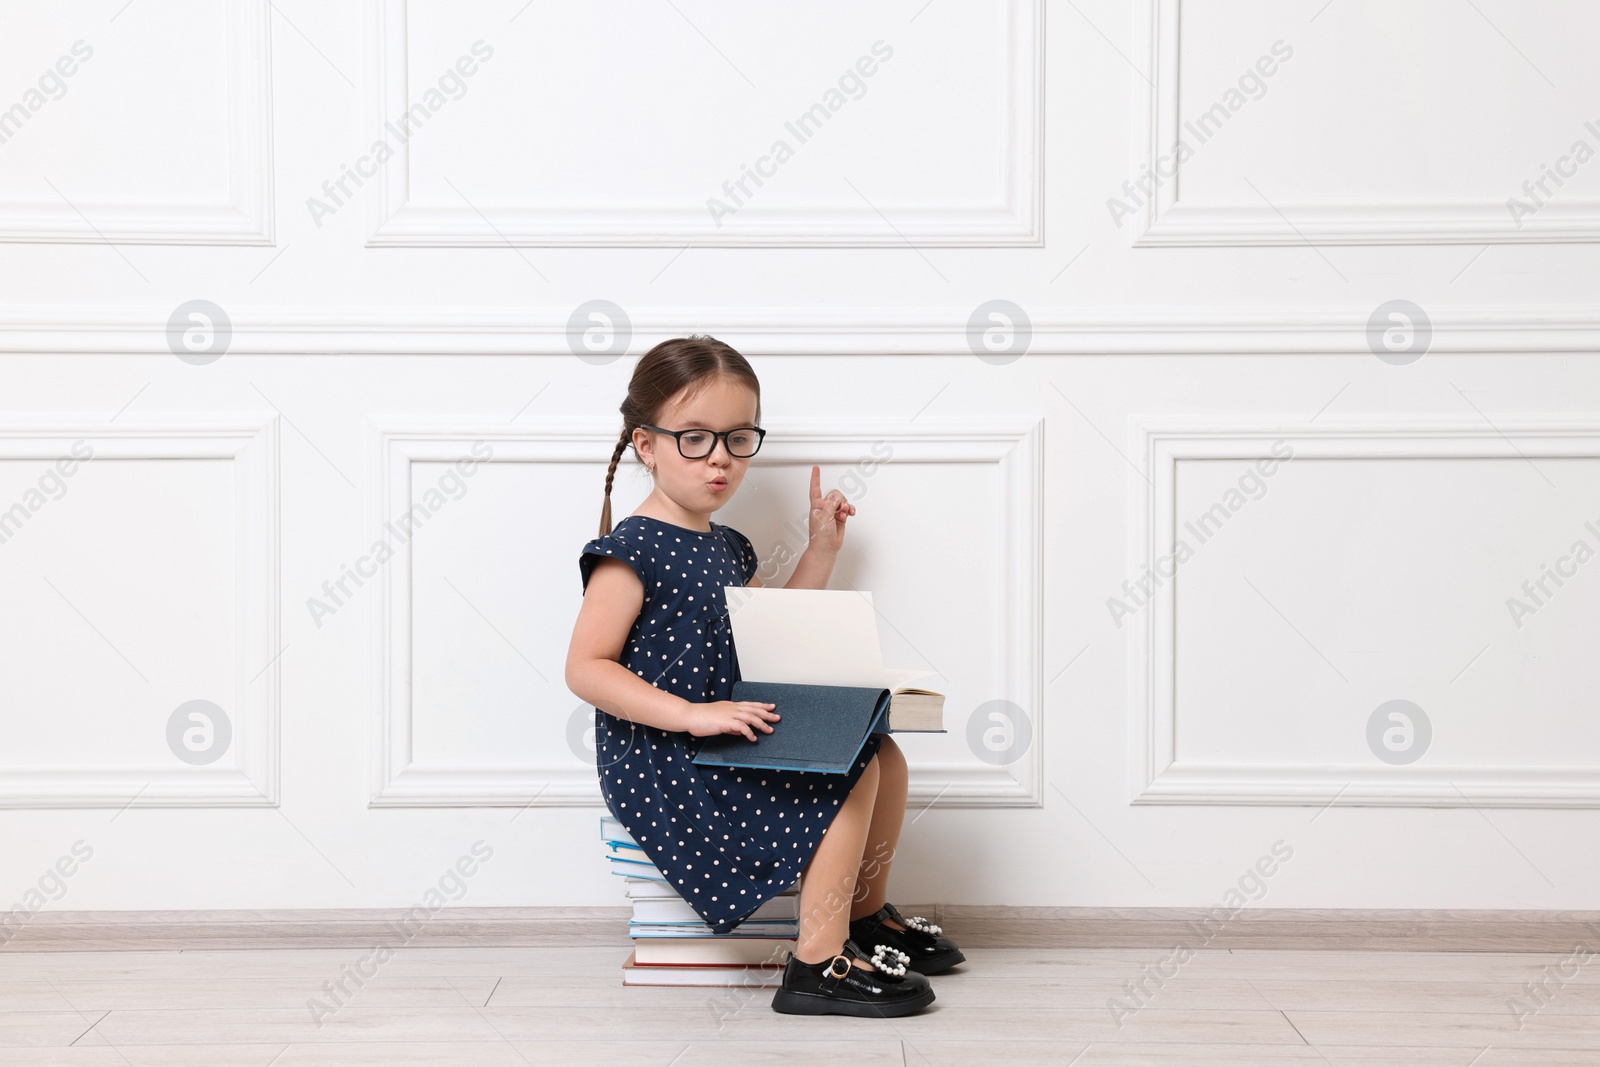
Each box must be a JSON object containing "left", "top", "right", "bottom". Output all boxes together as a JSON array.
[{"left": 642, "top": 424, "right": 765, "bottom": 460}]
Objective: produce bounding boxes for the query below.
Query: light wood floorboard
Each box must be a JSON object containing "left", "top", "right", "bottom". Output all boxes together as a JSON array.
[{"left": 0, "top": 945, "right": 1595, "bottom": 1064}]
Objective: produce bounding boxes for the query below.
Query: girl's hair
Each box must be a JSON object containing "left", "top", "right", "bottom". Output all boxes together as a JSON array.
[{"left": 599, "top": 334, "right": 761, "bottom": 536}]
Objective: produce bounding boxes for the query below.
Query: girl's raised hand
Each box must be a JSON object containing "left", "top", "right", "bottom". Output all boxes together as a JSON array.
[
  {"left": 807, "top": 464, "right": 855, "bottom": 557},
  {"left": 684, "top": 699, "right": 780, "bottom": 742}
]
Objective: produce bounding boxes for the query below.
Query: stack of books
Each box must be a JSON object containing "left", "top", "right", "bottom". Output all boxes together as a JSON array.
[{"left": 602, "top": 814, "right": 799, "bottom": 987}]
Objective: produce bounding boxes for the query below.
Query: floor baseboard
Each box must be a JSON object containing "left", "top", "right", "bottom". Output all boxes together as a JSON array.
[{"left": 5, "top": 906, "right": 1598, "bottom": 953}]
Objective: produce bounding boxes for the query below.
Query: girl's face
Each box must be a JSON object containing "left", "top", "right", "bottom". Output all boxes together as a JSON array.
[{"left": 634, "top": 377, "right": 760, "bottom": 523}]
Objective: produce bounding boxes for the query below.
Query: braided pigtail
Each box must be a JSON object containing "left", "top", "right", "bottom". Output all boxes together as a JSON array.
[{"left": 599, "top": 429, "right": 632, "bottom": 537}]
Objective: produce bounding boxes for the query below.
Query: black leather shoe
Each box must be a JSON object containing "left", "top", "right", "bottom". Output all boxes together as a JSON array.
[
  {"left": 848, "top": 903, "right": 965, "bottom": 975},
  {"left": 770, "top": 937, "right": 935, "bottom": 1017}
]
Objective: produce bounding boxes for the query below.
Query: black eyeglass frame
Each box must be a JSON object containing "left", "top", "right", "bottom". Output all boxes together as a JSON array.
[{"left": 640, "top": 423, "right": 766, "bottom": 460}]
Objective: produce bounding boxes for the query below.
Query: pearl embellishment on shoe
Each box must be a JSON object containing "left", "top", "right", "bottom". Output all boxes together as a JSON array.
[
  {"left": 903, "top": 914, "right": 942, "bottom": 936},
  {"left": 870, "top": 943, "right": 911, "bottom": 976}
]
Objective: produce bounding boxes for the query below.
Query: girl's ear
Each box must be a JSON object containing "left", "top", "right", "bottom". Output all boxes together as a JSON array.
[{"left": 632, "top": 427, "right": 655, "bottom": 471}]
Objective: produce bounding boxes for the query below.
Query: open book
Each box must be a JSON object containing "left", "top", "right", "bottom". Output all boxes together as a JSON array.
[
  {"left": 689, "top": 588, "right": 946, "bottom": 774},
  {"left": 722, "top": 586, "right": 946, "bottom": 731}
]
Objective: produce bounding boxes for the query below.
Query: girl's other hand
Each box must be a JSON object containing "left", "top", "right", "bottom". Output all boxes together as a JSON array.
[
  {"left": 685, "top": 700, "right": 780, "bottom": 741},
  {"left": 808, "top": 464, "right": 855, "bottom": 557}
]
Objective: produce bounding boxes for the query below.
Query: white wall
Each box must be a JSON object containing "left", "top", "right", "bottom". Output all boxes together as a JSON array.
[{"left": 3, "top": 0, "right": 1599, "bottom": 920}]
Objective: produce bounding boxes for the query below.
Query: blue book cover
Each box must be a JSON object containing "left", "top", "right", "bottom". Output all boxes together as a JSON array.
[
  {"left": 607, "top": 850, "right": 654, "bottom": 867},
  {"left": 691, "top": 680, "right": 893, "bottom": 775},
  {"left": 605, "top": 842, "right": 647, "bottom": 861},
  {"left": 599, "top": 814, "right": 636, "bottom": 846}
]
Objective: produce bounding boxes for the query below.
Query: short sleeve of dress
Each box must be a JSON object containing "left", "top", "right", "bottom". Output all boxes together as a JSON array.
[
  {"left": 722, "top": 525, "right": 758, "bottom": 585},
  {"left": 579, "top": 529, "right": 652, "bottom": 597}
]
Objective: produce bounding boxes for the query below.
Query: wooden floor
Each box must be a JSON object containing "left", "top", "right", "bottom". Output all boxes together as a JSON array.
[{"left": 3, "top": 943, "right": 1599, "bottom": 1065}]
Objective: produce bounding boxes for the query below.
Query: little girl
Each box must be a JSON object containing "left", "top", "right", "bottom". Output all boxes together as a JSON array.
[{"left": 566, "top": 335, "right": 964, "bottom": 1017}]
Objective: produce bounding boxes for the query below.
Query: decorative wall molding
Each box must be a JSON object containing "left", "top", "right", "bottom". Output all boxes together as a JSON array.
[
  {"left": 1129, "top": 415, "right": 1600, "bottom": 807},
  {"left": 0, "top": 0, "right": 274, "bottom": 245},
  {"left": 0, "top": 416, "right": 280, "bottom": 807},
  {"left": 368, "top": 416, "right": 1044, "bottom": 807},
  {"left": 3, "top": 304, "right": 1600, "bottom": 354},
  {"left": 363, "top": 0, "right": 1042, "bottom": 246},
  {"left": 1131, "top": 0, "right": 1600, "bottom": 246}
]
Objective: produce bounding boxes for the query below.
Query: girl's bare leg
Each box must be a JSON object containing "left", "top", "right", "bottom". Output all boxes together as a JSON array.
[
  {"left": 851, "top": 735, "right": 909, "bottom": 925},
  {"left": 794, "top": 752, "right": 881, "bottom": 966}
]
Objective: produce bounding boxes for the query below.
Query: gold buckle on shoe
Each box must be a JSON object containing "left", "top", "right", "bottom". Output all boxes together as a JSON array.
[{"left": 826, "top": 954, "right": 851, "bottom": 979}]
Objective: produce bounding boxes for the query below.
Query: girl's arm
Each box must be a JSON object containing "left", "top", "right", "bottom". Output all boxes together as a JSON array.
[
  {"left": 566, "top": 557, "right": 695, "bottom": 733},
  {"left": 782, "top": 467, "right": 855, "bottom": 589},
  {"left": 568, "top": 558, "right": 780, "bottom": 741},
  {"left": 782, "top": 552, "right": 832, "bottom": 590}
]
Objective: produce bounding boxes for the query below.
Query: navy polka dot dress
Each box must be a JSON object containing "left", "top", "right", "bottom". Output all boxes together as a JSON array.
[{"left": 579, "top": 514, "right": 883, "bottom": 934}]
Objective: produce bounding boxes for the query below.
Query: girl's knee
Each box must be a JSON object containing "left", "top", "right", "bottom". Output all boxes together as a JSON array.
[
  {"left": 869, "top": 739, "right": 907, "bottom": 795},
  {"left": 852, "top": 752, "right": 882, "bottom": 795}
]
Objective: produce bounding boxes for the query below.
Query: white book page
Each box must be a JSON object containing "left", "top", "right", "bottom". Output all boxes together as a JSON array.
[
  {"left": 723, "top": 587, "right": 889, "bottom": 687},
  {"left": 883, "top": 666, "right": 942, "bottom": 692}
]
